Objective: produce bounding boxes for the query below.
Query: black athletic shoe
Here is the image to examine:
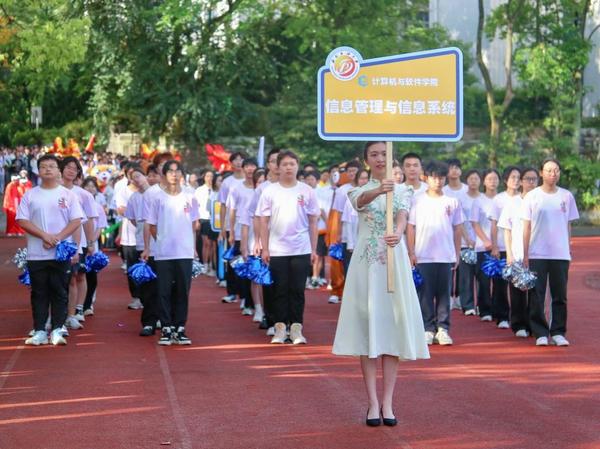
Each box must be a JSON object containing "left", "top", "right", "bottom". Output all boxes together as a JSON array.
[
  {"left": 158, "top": 327, "right": 173, "bottom": 346},
  {"left": 173, "top": 326, "right": 191, "bottom": 345},
  {"left": 258, "top": 316, "right": 269, "bottom": 330},
  {"left": 139, "top": 326, "right": 155, "bottom": 337}
]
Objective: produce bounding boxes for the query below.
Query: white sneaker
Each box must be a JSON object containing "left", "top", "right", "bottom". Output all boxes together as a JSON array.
[
  {"left": 25, "top": 330, "right": 48, "bottom": 346},
  {"left": 536, "top": 336, "right": 549, "bottom": 346},
  {"left": 74, "top": 312, "right": 85, "bottom": 322},
  {"left": 451, "top": 296, "right": 462, "bottom": 310},
  {"left": 515, "top": 329, "right": 529, "bottom": 338},
  {"left": 239, "top": 298, "right": 246, "bottom": 310},
  {"left": 28, "top": 329, "right": 35, "bottom": 337},
  {"left": 464, "top": 309, "right": 476, "bottom": 316},
  {"left": 84, "top": 307, "right": 94, "bottom": 316},
  {"left": 241, "top": 307, "right": 254, "bottom": 316},
  {"left": 128, "top": 298, "right": 143, "bottom": 310},
  {"left": 253, "top": 310, "right": 264, "bottom": 323},
  {"left": 266, "top": 326, "right": 275, "bottom": 336},
  {"left": 218, "top": 280, "right": 227, "bottom": 288},
  {"left": 59, "top": 325, "right": 69, "bottom": 337},
  {"left": 289, "top": 323, "right": 307, "bottom": 345},
  {"left": 551, "top": 335, "right": 570, "bottom": 346},
  {"left": 121, "top": 262, "right": 127, "bottom": 272},
  {"left": 200, "top": 265, "right": 208, "bottom": 275},
  {"left": 480, "top": 315, "right": 493, "bottom": 322},
  {"left": 435, "top": 328, "right": 453, "bottom": 346},
  {"left": 497, "top": 321, "right": 510, "bottom": 329},
  {"left": 425, "top": 331, "right": 435, "bottom": 346},
  {"left": 318, "top": 278, "right": 327, "bottom": 286},
  {"left": 328, "top": 295, "right": 340, "bottom": 304},
  {"left": 50, "top": 329, "right": 67, "bottom": 345},
  {"left": 66, "top": 315, "right": 83, "bottom": 330},
  {"left": 221, "top": 294, "right": 237, "bottom": 303},
  {"left": 270, "top": 323, "right": 287, "bottom": 344}
]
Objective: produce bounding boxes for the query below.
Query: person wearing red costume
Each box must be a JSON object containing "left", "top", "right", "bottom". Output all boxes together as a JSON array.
[{"left": 3, "top": 170, "right": 32, "bottom": 236}]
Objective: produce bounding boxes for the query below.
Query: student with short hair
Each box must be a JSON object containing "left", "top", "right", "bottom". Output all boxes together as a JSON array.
[
  {"left": 258, "top": 150, "right": 319, "bottom": 345},
  {"left": 522, "top": 158, "right": 579, "bottom": 347},
  {"left": 406, "top": 161, "right": 463, "bottom": 346},
  {"left": 400, "top": 152, "right": 428, "bottom": 195},
  {"left": 17, "top": 154, "right": 84, "bottom": 345},
  {"left": 498, "top": 167, "right": 539, "bottom": 338},
  {"left": 146, "top": 160, "right": 200, "bottom": 345}
]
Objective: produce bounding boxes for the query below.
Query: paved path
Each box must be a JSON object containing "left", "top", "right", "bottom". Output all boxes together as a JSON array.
[{"left": 0, "top": 236, "right": 599, "bottom": 449}]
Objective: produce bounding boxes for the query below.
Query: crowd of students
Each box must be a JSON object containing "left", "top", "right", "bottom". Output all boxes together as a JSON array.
[{"left": 15, "top": 145, "right": 579, "bottom": 350}]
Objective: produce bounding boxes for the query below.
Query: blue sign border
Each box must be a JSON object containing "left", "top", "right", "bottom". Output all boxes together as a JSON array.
[{"left": 317, "top": 47, "right": 463, "bottom": 142}]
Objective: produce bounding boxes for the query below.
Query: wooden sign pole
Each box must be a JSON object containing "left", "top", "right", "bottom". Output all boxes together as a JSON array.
[{"left": 386, "top": 141, "right": 395, "bottom": 293}]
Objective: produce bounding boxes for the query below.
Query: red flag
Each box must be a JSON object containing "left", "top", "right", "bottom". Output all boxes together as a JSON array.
[
  {"left": 205, "top": 143, "right": 231, "bottom": 172},
  {"left": 85, "top": 134, "right": 96, "bottom": 153}
]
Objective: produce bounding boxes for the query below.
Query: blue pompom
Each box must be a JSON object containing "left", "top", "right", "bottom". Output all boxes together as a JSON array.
[
  {"left": 191, "top": 260, "right": 203, "bottom": 278},
  {"left": 460, "top": 248, "right": 477, "bottom": 265},
  {"left": 18, "top": 269, "right": 31, "bottom": 287},
  {"left": 55, "top": 240, "right": 78, "bottom": 262},
  {"left": 85, "top": 251, "right": 109, "bottom": 273},
  {"left": 248, "top": 257, "right": 273, "bottom": 285},
  {"left": 482, "top": 254, "right": 506, "bottom": 278},
  {"left": 232, "top": 256, "right": 251, "bottom": 278},
  {"left": 223, "top": 245, "right": 240, "bottom": 261},
  {"left": 412, "top": 267, "right": 424, "bottom": 288},
  {"left": 328, "top": 243, "right": 344, "bottom": 261},
  {"left": 127, "top": 262, "right": 157, "bottom": 285}
]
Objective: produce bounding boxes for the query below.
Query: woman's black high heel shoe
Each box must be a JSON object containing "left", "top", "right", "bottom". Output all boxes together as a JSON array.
[
  {"left": 366, "top": 409, "right": 382, "bottom": 427},
  {"left": 381, "top": 408, "right": 397, "bottom": 427}
]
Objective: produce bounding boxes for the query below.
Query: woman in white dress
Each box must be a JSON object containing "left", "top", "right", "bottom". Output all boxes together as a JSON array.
[{"left": 332, "top": 142, "right": 429, "bottom": 427}]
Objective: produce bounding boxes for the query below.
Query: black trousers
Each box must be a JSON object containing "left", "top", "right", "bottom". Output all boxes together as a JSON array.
[
  {"left": 510, "top": 284, "right": 530, "bottom": 333},
  {"left": 155, "top": 259, "right": 192, "bottom": 329},
  {"left": 475, "top": 251, "right": 492, "bottom": 316},
  {"left": 342, "top": 243, "right": 351, "bottom": 275},
  {"left": 492, "top": 251, "right": 510, "bottom": 322},
  {"left": 28, "top": 260, "right": 70, "bottom": 331},
  {"left": 140, "top": 257, "right": 159, "bottom": 328},
  {"left": 528, "top": 259, "right": 570, "bottom": 338},
  {"left": 225, "top": 237, "right": 240, "bottom": 296},
  {"left": 417, "top": 263, "right": 452, "bottom": 332},
  {"left": 458, "top": 252, "right": 476, "bottom": 311},
  {"left": 83, "top": 271, "right": 97, "bottom": 310},
  {"left": 234, "top": 241, "right": 253, "bottom": 307},
  {"left": 262, "top": 283, "right": 275, "bottom": 327},
  {"left": 122, "top": 245, "right": 142, "bottom": 299},
  {"left": 269, "top": 254, "right": 311, "bottom": 324}
]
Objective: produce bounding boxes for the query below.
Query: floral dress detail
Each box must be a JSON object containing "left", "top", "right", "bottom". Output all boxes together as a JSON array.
[{"left": 332, "top": 181, "right": 430, "bottom": 360}]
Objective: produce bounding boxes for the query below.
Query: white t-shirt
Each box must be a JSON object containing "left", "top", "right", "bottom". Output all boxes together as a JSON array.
[
  {"left": 226, "top": 182, "right": 255, "bottom": 240},
  {"left": 456, "top": 192, "right": 477, "bottom": 247},
  {"left": 125, "top": 191, "right": 145, "bottom": 251},
  {"left": 491, "top": 191, "right": 519, "bottom": 252},
  {"left": 332, "top": 183, "right": 353, "bottom": 213},
  {"left": 341, "top": 197, "right": 359, "bottom": 250},
  {"left": 521, "top": 187, "right": 579, "bottom": 261},
  {"left": 218, "top": 174, "right": 244, "bottom": 231},
  {"left": 401, "top": 181, "right": 428, "bottom": 196},
  {"left": 257, "top": 182, "right": 320, "bottom": 257},
  {"left": 194, "top": 184, "right": 212, "bottom": 220},
  {"left": 116, "top": 185, "right": 137, "bottom": 246},
  {"left": 315, "top": 184, "right": 335, "bottom": 231},
  {"left": 498, "top": 195, "right": 524, "bottom": 261},
  {"left": 469, "top": 194, "right": 496, "bottom": 252},
  {"left": 69, "top": 185, "right": 99, "bottom": 250},
  {"left": 408, "top": 193, "right": 463, "bottom": 263},
  {"left": 146, "top": 188, "right": 200, "bottom": 260},
  {"left": 16, "top": 185, "right": 84, "bottom": 260},
  {"left": 142, "top": 185, "right": 160, "bottom": 257},
  {"left": 442, "top": 183, "right": 468, "bottom": 198}
]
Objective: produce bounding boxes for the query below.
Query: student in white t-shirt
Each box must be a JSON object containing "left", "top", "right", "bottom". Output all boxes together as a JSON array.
[
  {"left": 469, "top": 168, "right": 500, "bottom": 323},
  {"left": 442, "top": 158, "right": 469, "bottom": 310},
  {"left": 400, "top": 152, "right": 428, "bottom": 196},
  {"left": 489, "top": 166, "right": 522, "bottom": 329},
  {"left": 498, "top": 167, "right": 539, "bottom": 338},
  {"left": 60, "top": 156, "right": 99, "bottom": 331},
  {"left": 313, "top": 168, "right": 335, "bottom": 290},
  {"left": 341, "top": 168, "right": 370, "bottom": 256},
  {"left": 456, "top": 169, "right": 480, "bottom": 316},
  {"left": 303, "top": 170, "right": 324, "bottom": 289},
  {"left": 407, "top": 161, "right": 463, "bottom": 346},
  {"left": 195, "top": 170, "right": 215, "bottom": 276},
  {"left": 81, "top": 176, "right": 108, "bottom": 317},
  {"left": 227, "top": 157, "right": 258, "bottom": 314},
  {"left": 16, "top": 154, "right": 84, "bottom": 346},
  {"left": 522, "top": 158, "right": 579, "bottom": 347},
  {"left": 257, "top": 150, "right": 319, "bottom": 345},
  {"left": 240, "top": 169, "right": 266, "bottom": 324},
  {"left": 146, "top": 160, "right": 200, "bottom": 346}
]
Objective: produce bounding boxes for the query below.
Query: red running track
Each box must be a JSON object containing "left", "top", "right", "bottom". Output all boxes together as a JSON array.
[{"left": 0, "top": 236, "right": 599, "bottom": 449}]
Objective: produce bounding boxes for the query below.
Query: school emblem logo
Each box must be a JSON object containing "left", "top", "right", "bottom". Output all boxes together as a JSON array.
[
  {"left": 560, "top": 200, "right": 566, "bottom": 213},
  {"left": 58, "top": 197, "right": 67, "bottom": 209},
  {"left": 327, "top": 47, "right": 362, "bottom": 81},
  {"left": 184, "top": 202, "right": 191, "bottom": 214},
  {"left": 297, "top": 194, "right": 305, "bottom": 207}
]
